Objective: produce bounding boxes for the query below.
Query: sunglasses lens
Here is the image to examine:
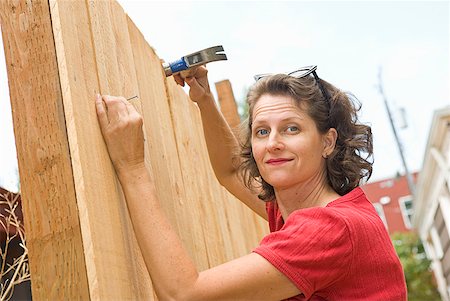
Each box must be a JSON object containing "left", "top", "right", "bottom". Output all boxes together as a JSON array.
[
  {"left": 254, "top": 74, "right": 271, "bottom": 81},
  {"left": 254, "top": 66, "right": 317, "bottom": 81},
  {"left": 289, "top": 68, "right": 314, "bottom": 78}
]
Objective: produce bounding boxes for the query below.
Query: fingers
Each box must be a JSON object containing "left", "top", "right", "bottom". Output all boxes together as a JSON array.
[
  {"left": 184, "top": 76, "right": 198, "bottom": 88},
  {"left": 173, "top": 74, "right": 185, "bottom": 87},
  {"left": 173, "top": 66, "right": 208, "bottom": 87},
  {"left": 192, "top": 65, "right": 208, "bottom": 77},
  {"left": 95, "top": 94, "right": 143, "bottom": 126},
  {"left": 185, "top": 65, "right": 208, "bottom": 86},
  {"left": 102, "top": 95, "right": 128, "bottom": 123},
  {"left": 95, "top": 94, "right": 109, "bottom": 129},
  {"left": 124, "top": 100, "right": 143, "bottom": 123}
]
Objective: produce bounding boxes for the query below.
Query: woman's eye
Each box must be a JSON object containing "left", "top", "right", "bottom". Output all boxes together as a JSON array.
[
  {"left": 287, "top": 126, "right": 299, "bottom": 133},
  {"left": 256, "top": 129, "right": 269, "bottom": 136}
]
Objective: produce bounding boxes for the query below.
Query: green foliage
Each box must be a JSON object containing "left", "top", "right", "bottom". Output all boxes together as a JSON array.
[
  {"left": 392, "top": 232, "right": 441, "bottom": 301},
  {"left": 237, "top": 86, "right": 249, "bottom": 121}
]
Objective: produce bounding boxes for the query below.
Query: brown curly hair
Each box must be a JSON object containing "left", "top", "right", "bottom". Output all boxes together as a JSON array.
[{"left": 238, "top": 73, "right": 373, "bottom": 201}]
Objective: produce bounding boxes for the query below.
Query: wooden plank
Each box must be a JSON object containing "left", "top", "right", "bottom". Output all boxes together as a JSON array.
[
  {"left": 193, "top": 109, "right": 251, "bottom": 260},
  {"left": 0, "top": 0, "right": 90, "bottom": 299},
  {"left": 215, "top": 79, "right": 241, "bottom": 129},
  {"left": 167, "top": 80, "right": 269, "bottom": 265},
  {"left": 165, "top": 79, "right": 223, "bottom": 269},
  {"left": 50, "top": 0, "right": 152, "bottom": 299},
  {"left": 252, "top": 209, "right": 269, "bottom": 245},
  {"left": 126, "top": 17, "right": 213, "bottom": 271},
  {"left": 187, "top": 97, "right": 230, "bottom": 266}
]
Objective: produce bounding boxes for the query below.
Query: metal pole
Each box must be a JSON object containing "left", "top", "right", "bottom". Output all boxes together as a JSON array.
[{"left": 377, "top": 67, "right": 416, "bottom": 195}]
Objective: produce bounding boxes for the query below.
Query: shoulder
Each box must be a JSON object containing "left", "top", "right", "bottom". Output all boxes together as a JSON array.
[
  {"left": 254, "top": 200, "right": 355, "bottom": 297},
  {"left": 259, "top": 203, "right": 354, "bottom": 261},
  {"left": 326, "top": 187, "right": 385, "bottom": 232},
  {"left": 323, "top": 187, "right": 381, "bottom": 226},
  {"left": 285, "top": 187, "right": 372, "bottom": 232}
]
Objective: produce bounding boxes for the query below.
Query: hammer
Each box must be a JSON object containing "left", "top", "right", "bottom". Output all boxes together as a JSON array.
[{"left": 162, "top": 45, "right": 227, "bottom": 77}]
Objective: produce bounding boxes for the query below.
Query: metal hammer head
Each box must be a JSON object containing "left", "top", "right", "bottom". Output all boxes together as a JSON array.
[
  {"left": 189, "top": 45, "right": 227, "bottom": 66},
  {"left": 162, "top": 45, "right": 227, "bottom": 77}
]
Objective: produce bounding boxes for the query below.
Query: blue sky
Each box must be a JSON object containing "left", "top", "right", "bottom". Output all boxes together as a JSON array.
[{"left": 0, "top": 1, "right": 449, "bottom": 192}]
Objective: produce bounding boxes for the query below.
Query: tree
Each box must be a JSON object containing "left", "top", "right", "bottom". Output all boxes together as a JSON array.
[
  {"left": 237, "top": 86, "right": 249, "bottom": 121},
  {"left": 392, "top": 232, "right": 441, "bottom": 300}
]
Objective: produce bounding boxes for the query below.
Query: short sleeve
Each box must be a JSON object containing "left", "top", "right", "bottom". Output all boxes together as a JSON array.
[{"left": 253, "top": 208, "right": 353, "bottom": 299}]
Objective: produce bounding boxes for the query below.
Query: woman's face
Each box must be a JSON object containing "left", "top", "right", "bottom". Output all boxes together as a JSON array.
[{"left": 251, "top": 94, "right": 327, "bottom": 190}]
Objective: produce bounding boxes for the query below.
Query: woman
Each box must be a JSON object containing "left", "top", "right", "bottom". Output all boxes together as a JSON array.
[{"left": 95, "top": 65, "right": 407, "bottom": 300}]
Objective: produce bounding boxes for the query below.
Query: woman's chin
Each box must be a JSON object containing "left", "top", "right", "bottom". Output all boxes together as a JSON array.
[{"left": 264, "top": 177, "right": 296, "bottom": 190}]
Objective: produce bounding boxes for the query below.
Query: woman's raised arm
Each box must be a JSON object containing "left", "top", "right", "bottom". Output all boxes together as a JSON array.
[{"left": 174, "top": 68, "right": 267, "bottom": 220}]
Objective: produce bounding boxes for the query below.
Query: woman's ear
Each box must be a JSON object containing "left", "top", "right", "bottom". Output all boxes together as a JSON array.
[{"left": 322, "top": 128, "right": 338, "bottom": 158}]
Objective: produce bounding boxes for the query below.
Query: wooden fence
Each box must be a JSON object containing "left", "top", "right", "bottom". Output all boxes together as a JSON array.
[{"left": 0, "top": 0, "right": 268, "bottom": 299}]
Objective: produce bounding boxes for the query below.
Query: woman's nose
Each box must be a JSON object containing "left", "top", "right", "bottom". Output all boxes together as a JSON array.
[{"left": 266, "top": 132, "right": 284, "bottom": 152}]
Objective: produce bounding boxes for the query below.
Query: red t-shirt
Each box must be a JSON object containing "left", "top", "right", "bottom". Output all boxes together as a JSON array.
[{"left": 253, "top": 187, "right": 407, "bottom": 300}]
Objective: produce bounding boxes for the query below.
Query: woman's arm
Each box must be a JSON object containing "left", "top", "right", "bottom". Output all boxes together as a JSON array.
[
  {"left": 175, "top": 68, "right": 267, "bottom": 220},
  {"left": 95, "top": 95, "right": 299, "bottom": 300}
]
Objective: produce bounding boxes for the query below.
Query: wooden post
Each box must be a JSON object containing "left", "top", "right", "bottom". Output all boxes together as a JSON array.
[
  {"left": 0, "top": 0, "right": 90, "bottom": 299},
  {"left": 215, "top": 79, "right": 242, "bottom": 129}
]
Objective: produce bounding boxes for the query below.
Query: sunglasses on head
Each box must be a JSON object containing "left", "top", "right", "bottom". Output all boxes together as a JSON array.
[{"left": 253, "top": 65, "right": 331, "bottom": 103}]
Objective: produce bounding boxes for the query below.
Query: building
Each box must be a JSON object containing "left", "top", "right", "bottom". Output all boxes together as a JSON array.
[
  {"left": 413, "top": 106, "right": 450, "bottom": 301},
  {"left": 362, "top": 173, "right": 417, "bottom": 235}
]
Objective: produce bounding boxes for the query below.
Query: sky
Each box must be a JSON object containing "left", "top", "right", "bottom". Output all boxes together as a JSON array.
[{"left": 0, "top": 0, "right": 449, "bottom": 193}]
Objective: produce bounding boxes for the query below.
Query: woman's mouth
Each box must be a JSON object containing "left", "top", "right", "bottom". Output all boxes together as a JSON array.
[{"left": 266, "top": 158, "right": 293, "bottom": 165}]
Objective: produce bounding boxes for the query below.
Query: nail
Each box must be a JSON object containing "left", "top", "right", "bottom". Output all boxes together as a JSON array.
[{"left": 127, "top": 95, "right": 139, "bottom": 101}]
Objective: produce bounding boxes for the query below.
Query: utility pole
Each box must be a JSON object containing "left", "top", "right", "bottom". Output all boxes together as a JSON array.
[{"left": 377, "top": 67, "right": 416, "bottom": 195}]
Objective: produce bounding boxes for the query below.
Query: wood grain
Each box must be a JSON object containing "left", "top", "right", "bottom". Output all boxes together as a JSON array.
[
  {"left": 1, "top": 0, "right": 269, "bottom": 299},
  {"left": 0, "top": 0, "right": 90, "bottom": 299},
  {"left": 215, "top": 79, "right": 241, "bottom": 130}
]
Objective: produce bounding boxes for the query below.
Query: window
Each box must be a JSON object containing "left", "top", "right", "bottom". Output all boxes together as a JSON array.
[
  {"left": 379, "top": 196, "right": 391, "bottom": 205},
  {"left": 399, "top": 195, "right": 414, "bottom": 229},
  {"left": 373, "top": 203, "right": 388, "bottom": 229}
]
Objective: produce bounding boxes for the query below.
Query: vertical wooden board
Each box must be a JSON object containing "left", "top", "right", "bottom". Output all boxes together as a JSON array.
[
  {"left": 103, "top": 2, "right": 154, "bottom": 298},
  {"left": 206, "top": 178, "right": 236, "bottom": 262},
  {"left": 126, "top": 17, "right": 209, "bottom": 268},
  {"left": 218, "top": 187, "right": 249, "bottom": 259},
  {"left": 190, "top": 106, "right": 244, "bottom": 261},
  {"left": 126, "top": 17, "right": 210, "bottom": 271},
  {"left": 186, "top": 99, "right": 232, "bottom": 265},
  {"left": 193, "top": 96, "right": 267, "bottom": 260},
  {"left": 219, "top": 193, "right": 257, "bottom": 256},
  {"left": 222, "top": 190, "right": 257, "bottom": 257},
  {"left": 215, "top": 79, "right": 241, "bottom": 129},
  {"left": 164, "top": 80, "right": 221, "bottom": 269},
  {"left": 92, "top": 0, "right": 153, "bottom": 297},
  {"left": 126, "top": 16, "right": 208, "bottom": 270},
  {"left": 0, "top": 0, "right": 90, "bottom": 299},
  {"left": 252, "top": 211, "right": 269, "bottom": 244},
  {"left": 239, "top": 201, "right": 264, "bottom": 252},
  {"left": 51, "top": 0, "right": 152, "bottom": 299},
  {"left": 126, "top": 17, "right": 180, "bottom": 233}
]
